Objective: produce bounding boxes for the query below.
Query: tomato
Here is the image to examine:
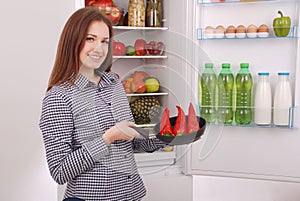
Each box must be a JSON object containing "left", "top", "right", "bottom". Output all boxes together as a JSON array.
[{"left": 112, "top": 41, "right": 126, "bottom": 56}]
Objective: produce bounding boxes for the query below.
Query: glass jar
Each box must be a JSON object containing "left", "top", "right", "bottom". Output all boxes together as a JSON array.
[
  {"left": 128, "top": 0, "right": 146, "bottom": 27},
  {"left": 146, "top": 0, "right": 163, "bottom": 27}
]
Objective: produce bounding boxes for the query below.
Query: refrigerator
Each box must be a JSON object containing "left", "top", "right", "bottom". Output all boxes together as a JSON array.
[{"left": 73, "top": 0, "right": 300, "bottom": 200}]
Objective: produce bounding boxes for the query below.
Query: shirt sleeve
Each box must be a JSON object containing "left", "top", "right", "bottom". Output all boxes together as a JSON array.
[
  {"left": 39, "top": 89, "right": 109, "bottom": 185},
  {"left": 132, "top": 138, "right": 166, "bottom": 153}
]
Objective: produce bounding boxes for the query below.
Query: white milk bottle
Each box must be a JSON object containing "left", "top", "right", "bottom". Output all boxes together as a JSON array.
[
  {"left": 273, "top": 72, "right": 292, "bottom": 126},
  {"left": 254, "top": 72, "right": 272, "bottom": 125}
]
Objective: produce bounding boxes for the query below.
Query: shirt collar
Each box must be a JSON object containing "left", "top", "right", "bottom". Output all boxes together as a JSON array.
[{"left": 74, "top": 72, "right": 118, "bottom": 91}]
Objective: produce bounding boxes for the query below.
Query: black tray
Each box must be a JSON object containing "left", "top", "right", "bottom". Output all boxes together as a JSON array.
[{"left": 153, "top": 116, "right": 206, "bottom": 145}]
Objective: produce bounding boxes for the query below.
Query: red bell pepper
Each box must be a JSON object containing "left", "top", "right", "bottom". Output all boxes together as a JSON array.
[
  {"left": 160, "top": 108, "right": 173, "bottom": 136},
  {"left": 173, "top": 106, "right": 186, "bottom": 136},
  {"left": 187, "top": 103, "right": 200, "bottom": 133}
]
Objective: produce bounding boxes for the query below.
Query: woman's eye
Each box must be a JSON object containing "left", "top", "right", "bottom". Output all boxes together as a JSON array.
[
  {"left": 86, "top": 37, "right": 94, "bottom": 42},
  {"left": 102, "top": 40, "right": 109, "bottom": 45}
]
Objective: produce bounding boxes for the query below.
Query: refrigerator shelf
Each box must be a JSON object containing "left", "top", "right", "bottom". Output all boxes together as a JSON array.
[
  {"left": 126, "top": 92, "right": 169, "bottom": 97},
  {"left": 113, "top": 26, "right": 169, "bottom": 31},
  {"left": 199, "top": 106, "right": 296, "bottom": 128},
  {"left": 197, "top": 25, "right": 298, "bottom": 40},
  {"left": 198, "top": 0, "right": 286, "bottom": 5},
  {"left": 113, "top": 55, "right": 168, "bottom": 59}
]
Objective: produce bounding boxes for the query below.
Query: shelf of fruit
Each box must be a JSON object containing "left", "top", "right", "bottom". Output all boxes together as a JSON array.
[
  {"left": 113, "top": 55, "right": 167, "bottom": 59},
  {"left": 113, "top": 39, "right": 166, "bottom": 57},
  {"left": 113, "top": 26, "right": 168, "bottom": 31},
  {"left": 126, "top": 92, "right": 168, "bottom": 97}
]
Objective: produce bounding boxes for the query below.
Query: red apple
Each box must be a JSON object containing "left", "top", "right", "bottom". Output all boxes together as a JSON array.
[
  {"left": 113, "top": 41, "right": 126, "bottom": 56},
  {"left": 134, "top": 39, "right": 147, "bottom": 56},
  {"left": 107, "top": 6, "right": 123, "bottom": 24}
]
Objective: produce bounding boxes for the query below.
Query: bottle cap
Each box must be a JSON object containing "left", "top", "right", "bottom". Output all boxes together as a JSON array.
[
  {"left": 278, "top": 72, "right": 290, "bottom": 76},
  {"left": 222, "top": 63, "right": 230, "bottom": 68},
  {"left": 258, "top": 72, "right": 269, "bottom": 76},
  {"left": 205, "top": 63, "right": 213, "bottom": 68},
  {"left": 240, "top": 63, "right": 249, "bottom": 68}
]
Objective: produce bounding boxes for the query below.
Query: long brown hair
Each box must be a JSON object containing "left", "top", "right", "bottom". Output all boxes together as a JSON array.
[{"left": 47, "top": 6, "right": 113, "bottom": 91}]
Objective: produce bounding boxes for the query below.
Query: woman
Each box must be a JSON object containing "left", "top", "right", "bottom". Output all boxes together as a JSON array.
[{"left": 39, "top": 7, "right": 165, "bottom": 201}]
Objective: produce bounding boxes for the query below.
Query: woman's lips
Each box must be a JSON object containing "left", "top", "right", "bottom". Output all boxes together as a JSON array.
[{"left": 89, "top": 54, "right": 101, "bottom": 59}]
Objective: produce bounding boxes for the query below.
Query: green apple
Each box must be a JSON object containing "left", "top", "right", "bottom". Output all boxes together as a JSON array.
[
  {"left": 126, "top": 45, "right": 135, "bottom": 56},
  {"left": 144, "top": 77, "right": 160, "bottom": 93}
]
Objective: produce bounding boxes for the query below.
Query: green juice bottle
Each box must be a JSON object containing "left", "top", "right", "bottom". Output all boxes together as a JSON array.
[
  {"left": 200, "top": 63, "right": 217, "bottom": 123},
  {"left": 217, "top": 63, "right": 234, "bottom": 124},
  {"left": 235, "top": 63, "right": 253, "bottom": 125}
]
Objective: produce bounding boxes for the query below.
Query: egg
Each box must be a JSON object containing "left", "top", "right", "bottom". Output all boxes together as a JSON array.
[
  {"left": 247, "top": 24, "right": 257, "bottom": 33},
  {"left": 205, "top": 26, "right": 215, "bottom": 34},
  {"left": 258, "top": 24, "right": 269, "bottom": 33},
  {"left": 225, "top": 25, "right": 236, "bottom": 34},
  {"left": 236, "top": 25, "right": 246, "bottom": 33},
  {"left": 215, "top": 25, "right": 225, "bottom": 34}
]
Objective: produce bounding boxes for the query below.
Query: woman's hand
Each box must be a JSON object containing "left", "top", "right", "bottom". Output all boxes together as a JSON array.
[{"left": 102, "top": 121, "right": 141, "bottom": 144}]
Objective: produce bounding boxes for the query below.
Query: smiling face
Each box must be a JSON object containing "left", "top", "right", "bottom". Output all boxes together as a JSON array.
[{"left": 79, "top": 20, "right": 110, "bottom": 78}]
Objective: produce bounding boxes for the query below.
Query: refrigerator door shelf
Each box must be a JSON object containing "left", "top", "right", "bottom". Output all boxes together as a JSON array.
[
  {"left": 198, "top": 0, "right": 279, "bottom": 5},
  {"left": 197, "top": 25, "right": 298, "bottom": 40}
]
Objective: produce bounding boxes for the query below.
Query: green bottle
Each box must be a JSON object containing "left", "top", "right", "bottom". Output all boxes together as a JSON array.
[
  {"left": 217, "top": 63, "right": 234, "bottom": 124},
  {"left": 200, "top": 63, "right": 217, "bottom": 123},
  {"left": 235, "top": 63, "right": 253, "bottom": 125}
]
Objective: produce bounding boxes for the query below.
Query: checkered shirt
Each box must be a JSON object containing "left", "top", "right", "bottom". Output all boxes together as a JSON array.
[{"left": 39, "top": 72, "right": 164, "bottom": 201}]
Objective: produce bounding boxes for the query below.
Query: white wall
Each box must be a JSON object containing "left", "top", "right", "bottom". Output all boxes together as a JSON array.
[{"left": 0, "top": 1, "right": 75, "bottom": 200}]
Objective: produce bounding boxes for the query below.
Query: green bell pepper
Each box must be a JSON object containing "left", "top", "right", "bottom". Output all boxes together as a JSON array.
[{"left": 273, "top": 10, "right": 291, "bottom": 37}]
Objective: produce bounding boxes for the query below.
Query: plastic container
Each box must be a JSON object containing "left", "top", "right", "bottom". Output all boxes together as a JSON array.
[
  {"left": 128, "top": 0, "right": 146, "bottom": 27},
  {"left": 217, "top": 63, "right": 234, "bottom": 124},
  {"left": 200, "top": 63, "right": 217, "bottom": 123},
  {"left": 254, "top": 72, "right": 272, "bottom": 125},
  {"left": 235, "top": 63, "right": 253, "bottom": 125},
  {"left": 273, "top": 72, "right": 292, "bottom": 126},
  {"left": 146, "top": 0, "right": 163, "bottom": 27}
]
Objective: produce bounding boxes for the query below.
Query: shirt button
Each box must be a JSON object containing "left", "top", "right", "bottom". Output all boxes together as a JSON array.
[{"left": 128, "top": 175, "right": 131, "bottom": 179}]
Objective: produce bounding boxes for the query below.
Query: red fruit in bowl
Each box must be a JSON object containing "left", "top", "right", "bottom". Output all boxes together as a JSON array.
[
  {"left": 113, "top": 41, "right": 126, "bottom": 56},
  {"left": 134, "top": 39, "right": 147, "bottom": 56},
  {"left": 107, "top": 6, "right": 123, "bottom": 24}
]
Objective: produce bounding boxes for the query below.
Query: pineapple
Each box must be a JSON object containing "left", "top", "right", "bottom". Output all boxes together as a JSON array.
[{"left": 130, "top": 96, "right": 162, "bottom": 124}]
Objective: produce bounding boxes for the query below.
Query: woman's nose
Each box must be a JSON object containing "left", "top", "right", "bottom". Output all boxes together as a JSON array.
[{"left": 94, "top": 41, "right": 104, "bottom": 51}]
